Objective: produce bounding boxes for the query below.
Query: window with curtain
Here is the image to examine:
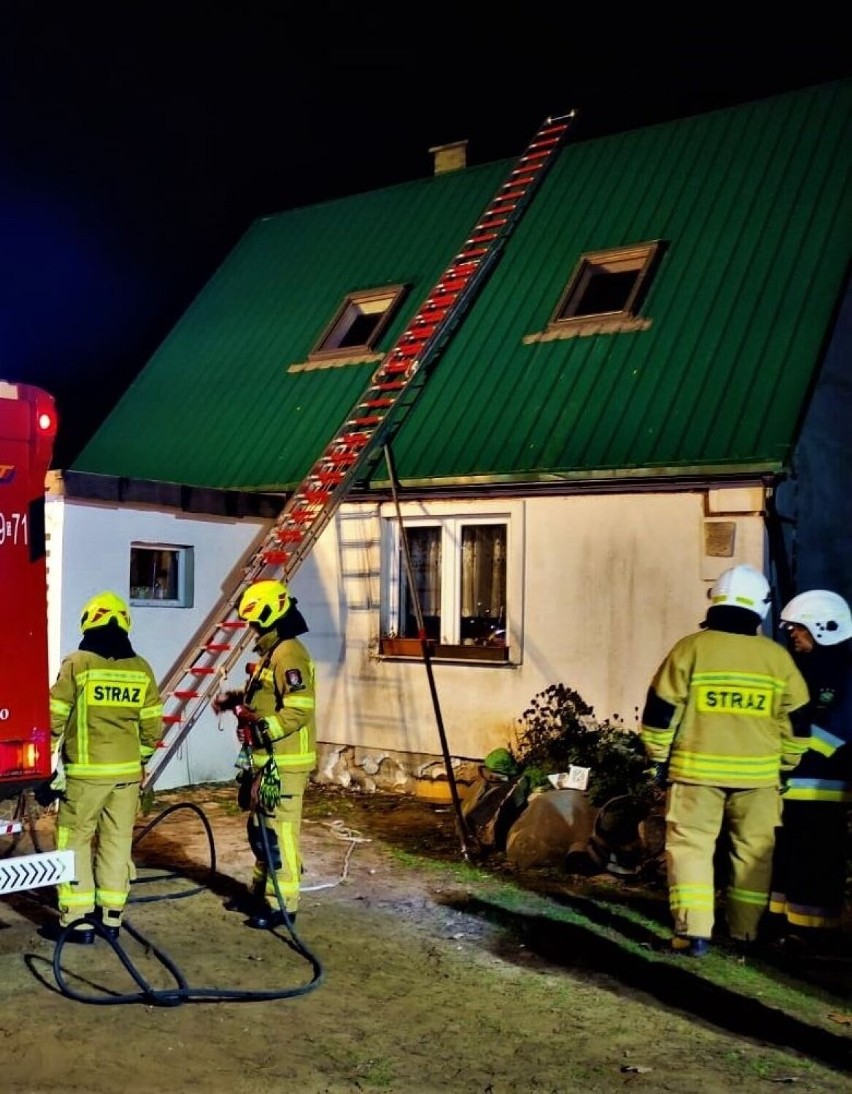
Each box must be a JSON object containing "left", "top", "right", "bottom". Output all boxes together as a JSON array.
[{"left": 385, "top": 519, "right": 508, "bottom": 660}]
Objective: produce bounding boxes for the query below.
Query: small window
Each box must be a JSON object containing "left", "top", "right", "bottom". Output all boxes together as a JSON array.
[
  {"left": 129, "top": 544, "right": 194, "bottom": 607},
  {"left": 381, "top": 518, "right": 510, "bottom": 662},
  {"left": 310, "top": 286, "right": 406, "bottom": 360},
  {"left": 551, "top": 241, "right": 665, "bottom": 326}
]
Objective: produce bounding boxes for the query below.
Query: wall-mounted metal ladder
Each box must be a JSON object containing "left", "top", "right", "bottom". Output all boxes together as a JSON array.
[{"left": 143, "top": 111, "right": 575, "bottom": 790}]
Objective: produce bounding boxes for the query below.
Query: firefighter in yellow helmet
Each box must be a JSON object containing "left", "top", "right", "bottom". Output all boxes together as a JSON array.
[
  {"left": 47, "top": 592, "right": 164, "bottom": 943},
  {"left": 213, "top": 579, "right": 316, "bottom": 929},
  {"left": 640, "top": 565, "right": 810, "bottom": 957}
]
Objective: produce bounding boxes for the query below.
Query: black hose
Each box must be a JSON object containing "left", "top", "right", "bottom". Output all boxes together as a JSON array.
[{"left": 48, "top": 799, "right": 325, "bottom": 1006}]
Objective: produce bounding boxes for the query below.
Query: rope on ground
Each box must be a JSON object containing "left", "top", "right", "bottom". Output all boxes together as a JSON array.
[{"left": 302, "top": 819, "right": 372, "bottom": 891}]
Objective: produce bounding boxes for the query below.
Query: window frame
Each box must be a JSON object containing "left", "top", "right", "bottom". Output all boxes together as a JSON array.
[
  {"left": 128, "top": 542, "right": 194, "bottom": 608},
  {"left": 308, "top": 285, "right": 407, "bottom": 362},
  {"left": 378, "top": 503, "right": 524, "bottom": 663},
  {"left": 529, "top": 240, "right": 666, "bottom": 340}
]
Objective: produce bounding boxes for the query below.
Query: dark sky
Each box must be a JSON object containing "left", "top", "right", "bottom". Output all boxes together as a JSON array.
[{"left": 2, "top": 5, "right": 849, "bottom": 466}]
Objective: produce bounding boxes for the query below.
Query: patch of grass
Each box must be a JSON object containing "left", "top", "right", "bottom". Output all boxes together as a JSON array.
[{"left": 352, "top": 1054, "right": 395, "bottom": 1088}]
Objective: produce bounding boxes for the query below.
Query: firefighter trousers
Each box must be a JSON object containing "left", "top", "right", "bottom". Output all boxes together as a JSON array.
[
  {"left": 246, "top": 770, "right": 309, "bottom": 914},
  {"left": 56, "top": 779, "right": 139, "bottom": 928},
  {"left": 665, "top": 782, "right": 781, "bottom": 941},
  {"left": 769, "top": 799, "right": 849, "bottom": 931}
]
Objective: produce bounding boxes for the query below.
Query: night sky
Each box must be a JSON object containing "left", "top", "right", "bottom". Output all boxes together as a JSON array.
[{"left": 2, "top": 6, "right": 849, "bottom": 466}]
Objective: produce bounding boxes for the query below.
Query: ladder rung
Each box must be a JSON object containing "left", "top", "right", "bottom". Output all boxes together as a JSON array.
[
  {"left": 262, "top": 549, "right": 291, "bottom": 565},
  {"left": 400, "top": 328, "right": 430, "bottom": 344},
  {"left": 373, "top": 380, "right": 406, "bottom": 391},
  {"left": 316, "top": 470, "right": 345, "bottom": 484},
  {"left": 490, "top": 198, "right": 520, "bottom": 215},
  {"left": 375, "top": 365, "right": 410, "bottom": 380},
  {"left": 423, "top": 292, "right": 458, "bottom": 309},
  {"left": 189, "top": 667, "right": 217, "bottom": 676},
  {"left": 275, "top": 528, "right": 304, "bottom": 542},
  {"left": 163, "top": 714, "right": 182, "bottom": 725},
  {"left": 302, "top": 489, "right": 333, "bottom": 503},
  {"left": 468, "top": 231, "right": 499, "bottom": 245},
  {"left": 361, "top": 397, "right": 395, "bottom": 408},
  {"left": 349, "top": 415, "right": 383, "bottom": 426},
  {"left": 418, "top": 302, "right": 450, "bottom": 318},
  {"left": 340, "top": 432, "right": 371, "bottom": 445},
  {"left": 457, "top": 246, "right": 488, "bottom": 261},
  {"left": 173, "top": 689, "right": 201, "bottom": 700},
  {"left": 324, "top": 451, "right": 359, "bottom": 466},
  {"left": 219, "top": 620, "right": 245, "bottom": 630},
  {"left": 203, "top": 643, "right": 231, "bottom": 652}
]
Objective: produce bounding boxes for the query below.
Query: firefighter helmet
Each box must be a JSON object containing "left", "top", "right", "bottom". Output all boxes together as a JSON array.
[
  {"left": 80, "top": 591, "right": 132, "bottom": 633},
  {"left": 780, "top": 589, "right": 852, "bottom": 646},
  {"left": 238, "top": 579, "right": 291, "bottom": 629},
  {"left": 709, "top": 564, "right": 771, "bottom": 619}
]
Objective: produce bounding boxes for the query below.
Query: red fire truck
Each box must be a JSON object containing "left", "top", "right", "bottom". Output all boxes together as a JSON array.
[{"left": 0, "top": 379, "right": 75, "bottom": 894}]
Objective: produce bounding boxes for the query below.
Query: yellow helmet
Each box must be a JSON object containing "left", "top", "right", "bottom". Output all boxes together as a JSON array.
[
  {"left": 81, "top": 591, "right": 132, "bottom": 633},
  {"left": 238, "top": 580, "right": 291, "bottom": 629}
]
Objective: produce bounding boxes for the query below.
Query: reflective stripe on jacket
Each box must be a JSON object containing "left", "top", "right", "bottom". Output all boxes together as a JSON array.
[
  {"left": 50, "top": 652, "right": 164, "bottom": 782},
  {"left": 641, "top": 629, "right": 810, "bottom": 788}
]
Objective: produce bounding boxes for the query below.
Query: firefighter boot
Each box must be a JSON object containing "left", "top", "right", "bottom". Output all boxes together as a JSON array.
[
  {"left": 99, "top": 908, "right": 122, "bottom": 941},
  {"left": 245, "top": 903, "right": 295, "bottom": 930},
  {"left": 671, "top": 935, "right": 710, "bottom": 958}
]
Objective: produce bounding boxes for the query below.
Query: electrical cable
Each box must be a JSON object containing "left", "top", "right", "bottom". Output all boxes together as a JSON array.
[{"left": 48, "top": 798, "right": 326, "bottom": 1007}]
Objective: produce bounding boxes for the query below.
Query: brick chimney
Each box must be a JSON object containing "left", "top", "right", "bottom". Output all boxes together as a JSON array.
[{"left": 428, "top": 140, "right": 468, "bottom": 175}]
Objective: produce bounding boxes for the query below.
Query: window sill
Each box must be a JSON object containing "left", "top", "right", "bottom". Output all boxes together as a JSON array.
[{"left": 378, "top": 638, "right": 509, "bottom": 662}]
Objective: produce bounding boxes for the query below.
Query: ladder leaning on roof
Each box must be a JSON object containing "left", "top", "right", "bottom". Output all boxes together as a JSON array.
[{"left": 142, "top": 111, "right": 576, "bottom": 791}]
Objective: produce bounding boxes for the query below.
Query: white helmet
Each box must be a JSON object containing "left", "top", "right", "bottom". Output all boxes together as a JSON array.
[
  {"left": 780, "top": 590, "right": 852, "bottom": 646},
  {"left": 709, "top": 564, "right": 771, "bottom": 619}
]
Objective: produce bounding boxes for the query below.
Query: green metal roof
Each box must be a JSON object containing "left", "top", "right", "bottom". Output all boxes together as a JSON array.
[{"left": 74, "top": 80, "right": 852, "bottom": 492}]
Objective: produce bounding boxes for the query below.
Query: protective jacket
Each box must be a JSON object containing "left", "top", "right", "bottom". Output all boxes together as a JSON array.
[
  {"left": 783, "top": 645, "right": 852, "bottom": 802},
  {"left": 50, "top": 649, "right": 163, "bottom": 782},
  {"left": 242, "top": 629, "right": 316, "bottom": 774},
  {"left": 641, "top": 627, "right": 809, "bottom": 787}
]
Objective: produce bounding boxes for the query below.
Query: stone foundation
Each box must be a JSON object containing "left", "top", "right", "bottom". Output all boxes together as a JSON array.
[{"left": 314, "top": 741, "right": 480, "bottom": 801}]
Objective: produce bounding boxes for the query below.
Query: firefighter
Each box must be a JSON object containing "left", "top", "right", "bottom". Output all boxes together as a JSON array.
[
  {"left": 47, "top": 592, "right": 164, "bottom": 943},
  {"left": 640, "top": 564, "right": 810, "bottom": 957},
  {"left": 768, "top": 589, "right": 852, "bottom": 953},
  {"left": 213, "top": 579, "right": 316, "bottom": 929}
]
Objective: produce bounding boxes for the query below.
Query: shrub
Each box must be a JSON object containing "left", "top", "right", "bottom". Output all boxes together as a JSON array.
[{"left": 512, "top": 683, "right": 653, "bottom": 806}]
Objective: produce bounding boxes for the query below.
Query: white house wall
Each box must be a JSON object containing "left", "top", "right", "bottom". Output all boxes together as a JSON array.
[
  {"left": 45, "top": 494, "right": 271, "bottom": 791},
  {"left": 48, "top": 487, "right": 767, "bottom": 792},
  {"left": 322, "top": 491, "right": 767, "bottom": 767}
]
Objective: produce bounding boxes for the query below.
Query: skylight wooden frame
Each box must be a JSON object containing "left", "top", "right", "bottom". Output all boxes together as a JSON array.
[
  {"left": 309, "top": 284, "right": 407, "bottom": 361},
  {"left": 550, "top": 241, "right": 664, "bottom": 327}
]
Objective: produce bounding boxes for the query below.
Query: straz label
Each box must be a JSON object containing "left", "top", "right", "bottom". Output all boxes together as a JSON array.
[
  {"left": 86, "top": 681, "right": 143, "bottom": 707},
  {"left": 695, "top": 686, "right": 772, "bottom": 715}
]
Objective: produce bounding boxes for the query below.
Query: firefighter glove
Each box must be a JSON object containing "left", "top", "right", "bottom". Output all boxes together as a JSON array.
[
  {"left": 648, "top": 763, "right": 668, "bottom": 788},
  {"left": 213, "top": 690, "right": 242, "bottom": 715}
]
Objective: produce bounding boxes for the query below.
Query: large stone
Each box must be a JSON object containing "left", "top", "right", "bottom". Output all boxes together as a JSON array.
[{"left": 505, "top": 788, "right": 599, "bottom": 870}]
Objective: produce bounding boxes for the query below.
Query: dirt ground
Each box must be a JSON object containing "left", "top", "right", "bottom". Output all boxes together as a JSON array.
[{"left": 1, "top": 782, "right": 850, "bottom": 1094}]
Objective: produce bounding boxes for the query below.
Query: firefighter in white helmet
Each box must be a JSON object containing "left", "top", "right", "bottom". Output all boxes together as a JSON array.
[
  {"left": 213, "top": 579, "right": 316, "bottom": 929},
  {"left": 47, "top": 592, "right": 164, "bottom": 944},
  {"left": 767, "top": 589, "right": 852, "bottom": 954},
  {"left": 640, "top": 565, "right": 810, "bottom": 957}
]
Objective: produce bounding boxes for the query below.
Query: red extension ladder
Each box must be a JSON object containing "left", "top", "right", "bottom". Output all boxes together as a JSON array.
[{"left": 142, "top": 111, "right": 575, "bottom": 790}]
